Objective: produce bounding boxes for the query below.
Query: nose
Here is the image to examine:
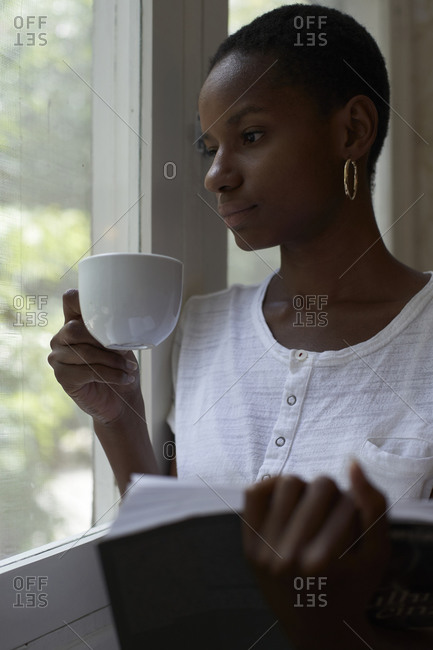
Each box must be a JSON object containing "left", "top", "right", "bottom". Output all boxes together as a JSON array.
[{"left": 204, "top": 149, "right": 242, "bottom": 194}]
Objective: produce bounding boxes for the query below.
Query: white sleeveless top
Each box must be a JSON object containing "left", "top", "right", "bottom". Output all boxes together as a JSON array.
[{"left": 167, "top": 272, "right": 433, "bottom": 502}]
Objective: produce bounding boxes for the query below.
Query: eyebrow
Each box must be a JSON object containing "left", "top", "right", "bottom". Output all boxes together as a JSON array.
[{"left": 200, "top": 105, "right": 266, "bottom": 142}]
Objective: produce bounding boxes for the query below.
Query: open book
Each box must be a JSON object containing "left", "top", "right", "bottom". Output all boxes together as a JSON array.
[{"left": 98, "top": 475, "right": 433, "bottom": 649}]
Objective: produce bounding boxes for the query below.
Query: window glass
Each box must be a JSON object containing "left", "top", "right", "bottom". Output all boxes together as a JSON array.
[
  {"left": 0, "top": 0, "right": 93, "bottom": 558},
  {"left": 227, "top": 0, "right": 310, "bottom": 286}
]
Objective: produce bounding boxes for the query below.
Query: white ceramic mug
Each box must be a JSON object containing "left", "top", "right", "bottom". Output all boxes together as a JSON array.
[{"left": 78, "top": 253, "right": 183, "bottom": 349}]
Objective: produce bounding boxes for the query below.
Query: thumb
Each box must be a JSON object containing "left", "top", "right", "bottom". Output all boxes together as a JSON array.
[
  {"left": 63, "top": 288, "right": 82, "bottom": 324},
  {"left": 349, "top": 459, "right": 389, "bottom": 552}
]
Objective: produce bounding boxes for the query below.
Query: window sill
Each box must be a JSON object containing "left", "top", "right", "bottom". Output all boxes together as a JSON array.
[{"left": 0, "top": 525, "right": 113, "bottom": 649}]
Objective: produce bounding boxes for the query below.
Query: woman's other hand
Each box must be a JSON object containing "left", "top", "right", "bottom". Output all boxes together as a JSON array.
[{"left": 242, "top": 463, "right": 390, "bottom": 649}]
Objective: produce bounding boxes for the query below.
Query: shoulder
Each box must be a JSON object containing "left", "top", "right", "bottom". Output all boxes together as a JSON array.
[
  {"left": 405, "top": 271, "right": 433, "bottom": 326},
  {"left": 184, "top": 281, "right": 260, "bottom": 320},
  {"left": 175, "top": 277, "right": 269, "bottom": 348}
]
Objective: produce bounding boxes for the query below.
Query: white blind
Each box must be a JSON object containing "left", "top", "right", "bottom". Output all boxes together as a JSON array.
[{"left": 0, "top": 0, "right": 93, "bottom": 559}]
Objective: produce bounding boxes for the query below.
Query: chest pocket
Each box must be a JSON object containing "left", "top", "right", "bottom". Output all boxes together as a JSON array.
[{"left": 360, "top": 437, "right": 433, "bottom": 501}]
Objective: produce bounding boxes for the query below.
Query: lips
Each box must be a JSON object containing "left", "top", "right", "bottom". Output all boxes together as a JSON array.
[{"left": 218, "top": 202, "right": 257, "bottom": 219}]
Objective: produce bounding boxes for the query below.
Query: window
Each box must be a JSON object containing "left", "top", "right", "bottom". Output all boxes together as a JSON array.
[{"left": 0, "top": 0, "right": 93, "bottom": 560}]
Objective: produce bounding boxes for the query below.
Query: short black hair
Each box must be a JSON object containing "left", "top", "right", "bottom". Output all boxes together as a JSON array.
[{"left": 208, "top": 4, "right": 390, "bottom": 189}]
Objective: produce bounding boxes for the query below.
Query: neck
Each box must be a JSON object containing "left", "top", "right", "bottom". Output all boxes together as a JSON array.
[{"left": 274, "top": 194, "right": 402, "bottom": 304}]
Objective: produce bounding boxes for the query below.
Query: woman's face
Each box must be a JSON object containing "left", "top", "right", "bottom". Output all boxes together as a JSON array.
[{"left": 199, "top": 52, "right": 346, "bottom": 251}]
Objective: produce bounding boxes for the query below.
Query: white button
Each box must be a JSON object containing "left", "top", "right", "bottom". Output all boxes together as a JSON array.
[
  {"left": 287, "top": 395, "right": 297, "bottom": 406},
  {"left": 275, "top": 436, "right": 286, "bottom": 447},
  {"left": 262, "top": 474, "right": 271, "bottom": 480},
  {"left": 295, "top": 350, "right": 308, "bottom": 361}
]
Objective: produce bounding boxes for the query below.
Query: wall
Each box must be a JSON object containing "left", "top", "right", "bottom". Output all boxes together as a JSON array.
[{"left": 412, "top": 0, "right": 433, "bottom": 270}]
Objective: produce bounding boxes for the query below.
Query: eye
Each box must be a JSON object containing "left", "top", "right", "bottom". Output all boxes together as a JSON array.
[
  {"left": 204, "top": 147, "right": 217, "bottom": 158},
  {"left": 203, "top": 130, "right": 264, "bottom": 158},
  {"left": 242, "top": 130, "right": 264, "bottom": 145}
]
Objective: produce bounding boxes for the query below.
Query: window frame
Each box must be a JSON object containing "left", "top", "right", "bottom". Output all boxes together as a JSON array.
[
  {"left": 90, "top": 0, "right": 142, "bottom": 521},
  {"left": 0, "top": 1, "right": 228, "bottom": 646}
]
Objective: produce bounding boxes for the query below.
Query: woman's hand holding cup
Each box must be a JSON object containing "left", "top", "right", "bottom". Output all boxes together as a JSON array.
[{"left": 48, "top": 288, "right": 141, "bottom": 425}]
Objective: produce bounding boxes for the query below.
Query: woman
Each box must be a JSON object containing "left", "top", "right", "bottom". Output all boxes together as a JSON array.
[{"left": 49, "top": 4, "right": 433, "bottom": 648}]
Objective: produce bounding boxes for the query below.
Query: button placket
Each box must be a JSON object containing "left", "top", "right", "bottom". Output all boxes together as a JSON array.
[{"left": 257, "top": 350, "right": 313, "bottom": 482}]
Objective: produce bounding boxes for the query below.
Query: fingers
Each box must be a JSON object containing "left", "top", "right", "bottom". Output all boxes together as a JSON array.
[
  {"left": 274, "top": 477, "right": 340, "bottom": 561},
  {"left": 242, "top": 470, "right": 390, "bottom": 634},
  {"left": 48, "top": 338, "right": 138, "bottom": 387},
  {"left": 49, "top": 291, "right": 139, "bottom": 388},
  {"left": 51, "top": 291, "right": 105, "bottom": 353},
  {"left": 52, "top": 341, "right": 133, "bottom": 369},
  {"left": 51, "top": 291, "right": 130, "bottom": 365},
  {"left": 300, "top": 492, "right": 359, "bottom": 574},
  {"left": 60, "top": 289, "right": 117, "bottom": 347},
  {"left": 60, "top": 290, "right": 130, "bottom": 355},
  {"left": 243, "top": 475, "right": 353, "bottom": 576},
  {"left": 53, "top": 347, "right": 136, "bottom": 383},
  {"left": 57, "top": 317, "right": 103, "bottom": 348},
  {"left": 349, "top": 460, "right": 387, "bottom": 526},
  {"left": 61, "top": 292, "right": 111, "bottom": 350},
  {"left": 53, "top": 359, "right": 136, "bottom": 388},
  {"left": 63, "top": 288, "right": 82, "bottom": 324},
  {"left": 348, "top": 460, "right": 389, "bottom": 560},
  {"left": 243, "top": 477, "right": 302, "bottom": 567},
  {"left": 243, "top": 476, "right": 280, "bottom": 535},
  {"left": 243, "top": 477, "right": 290, "bottom": 577},
  {"left": 261, "top": 476, "right": 307, "bottom": 542},
  {"left": 274, "top": 477, "right": 358, "bottom": 574},
  {"left": 242, "top": 472, "right": 383, "bottom": 577}
]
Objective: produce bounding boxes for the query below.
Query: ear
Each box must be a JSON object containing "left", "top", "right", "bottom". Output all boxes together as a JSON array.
[{"left": 338, "top": 94, "right": 378, "bottom": 161}]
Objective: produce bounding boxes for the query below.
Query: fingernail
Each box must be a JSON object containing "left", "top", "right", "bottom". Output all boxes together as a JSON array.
[
  {"left": 348, "top": 455, "right": 360, "bottom": 470},
  {"left": 349, "top": 458, "right": 366, "bottom": 484},
  {"left": 126, "top": 360, "right": 138, "bottom": 371},
  {"left": 123, "top": 374, "right": 136, "bottom": 383}
]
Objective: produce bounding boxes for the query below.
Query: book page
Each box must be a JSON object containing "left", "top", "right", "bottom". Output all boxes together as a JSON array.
[
  {"left": 106, "top": 474, "right": 247, "bottom": 539},
  {"left": 106, "top": 474, "right": 433, "bottom": 540}
]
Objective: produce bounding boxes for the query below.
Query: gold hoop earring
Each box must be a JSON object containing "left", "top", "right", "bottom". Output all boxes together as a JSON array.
[{"left": 344, "top": 159, "right": 358, "bottom": 200}]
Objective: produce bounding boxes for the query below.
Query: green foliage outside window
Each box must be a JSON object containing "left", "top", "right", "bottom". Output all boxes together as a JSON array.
[{"left": 0, "top": 0, "right": 92, "bottom": 558}]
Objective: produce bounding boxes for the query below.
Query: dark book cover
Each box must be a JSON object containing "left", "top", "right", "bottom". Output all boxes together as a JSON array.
[
  {"left": 366, "top": 522, "right": 433, "bottom": 629},
  {"left": 99, "top": 513, "right": 290, "bottom": 649},
  {"left": 97, "top": 476, "right": 433, "bottom": 647}
]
